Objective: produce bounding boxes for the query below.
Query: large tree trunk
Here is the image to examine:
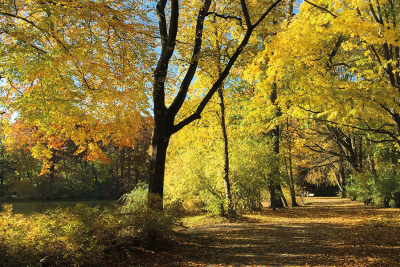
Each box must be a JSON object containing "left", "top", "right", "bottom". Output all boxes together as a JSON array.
[
  {"left": 218, "top": 87, "right": 234, "bottom": 215},
  {"left": 149, "top": 110, "right": 170, "bottom": 209},
  {"left": 268, "top": 125, "right": 285, "bottom": 209}
]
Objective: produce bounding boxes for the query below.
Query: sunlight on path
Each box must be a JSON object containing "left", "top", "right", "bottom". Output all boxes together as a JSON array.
[{"left": 179, "top": 197, "right": 400, "bottom": 267}]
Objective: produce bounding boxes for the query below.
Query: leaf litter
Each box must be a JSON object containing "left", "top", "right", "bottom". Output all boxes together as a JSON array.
[{"left": 129, "top": 197, "right": 400, "bottom": 266}]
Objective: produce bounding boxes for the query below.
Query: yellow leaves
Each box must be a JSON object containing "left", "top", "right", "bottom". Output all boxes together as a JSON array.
[
  {"left": 84, "top": 143, "right": 110, "bottom": 163},
  {"left": 342, "top": 41, "right": 357, "bottom": 51},
  {"left": 31, "top": 142, "right": 52, "bottom": 160},
  {"left": 1, "top": 0, "right": 154, "bottom": 143}
]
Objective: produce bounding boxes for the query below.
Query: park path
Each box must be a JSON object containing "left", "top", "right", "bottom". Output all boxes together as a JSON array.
[{"left": 172, "top": 197, "right": 400, "bottom": 267}]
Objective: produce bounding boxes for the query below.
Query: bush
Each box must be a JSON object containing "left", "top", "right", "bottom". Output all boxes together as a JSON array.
[
  {"left": 120, "top": 182, "right": 181, "bottom": 242},
  {"left": 0, "top": 203, "right": 132, "bottom": 267},
  {"left": 346, "top": 165, "right": 400, "bottom": 207},
  {"left": 0, "top": 185, "right": 179, "bottom": 267}
]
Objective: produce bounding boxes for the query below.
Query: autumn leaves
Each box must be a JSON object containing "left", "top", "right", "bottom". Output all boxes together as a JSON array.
[{"left": 1, "top": 1, "right": 400, "bottom": 208}]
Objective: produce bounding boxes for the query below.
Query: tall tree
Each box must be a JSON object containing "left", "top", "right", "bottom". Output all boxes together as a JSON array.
[
  {"left": 1, "top": 0, "right": 285, "bottom": 207},
  {"left": 149, "top": 0, "right": 284, "bottom": 207}
]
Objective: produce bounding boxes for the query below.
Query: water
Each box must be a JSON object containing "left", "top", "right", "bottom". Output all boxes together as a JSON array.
[{"left": 0, "top": 199, "right": 117, "bottom": 216}]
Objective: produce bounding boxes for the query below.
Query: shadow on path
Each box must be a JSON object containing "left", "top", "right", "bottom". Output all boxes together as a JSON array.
[{"left": 177, "top": 198, "right": 400, "bottom": 266}]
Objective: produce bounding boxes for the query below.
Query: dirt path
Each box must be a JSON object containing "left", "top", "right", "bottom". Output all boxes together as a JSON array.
[{"left": 170, "top": 197, "right": 400, "bottom": 267}]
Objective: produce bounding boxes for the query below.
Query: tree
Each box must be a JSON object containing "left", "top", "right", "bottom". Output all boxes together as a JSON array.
[
  {"left": 1, "top": 0, "right": 286, "bottom": 207},
  {"left": 258, "top": 0, "right": 400, "bottom": 145},
  {"left": 149, "top": 0, "right": 284, "bottom": 207},
  {"left": 1, "top": 0, "right": 155, "bottom": 164}
]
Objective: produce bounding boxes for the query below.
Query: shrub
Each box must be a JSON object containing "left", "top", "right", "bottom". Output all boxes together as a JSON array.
[
  {"left": 346, "top": 165, "right": 400, "bottom": 207},
  {"left": 0, "top": 189, "right": 179, "bottom": 267},
  {"left": 119, "top": 182, "right": 180, "bottom": 242},
  {"left": 0, "top": 203, "right": 133, "bottom": 266},
  {"left": 346, "top": 172, "right": 373, "bottom": 203}
]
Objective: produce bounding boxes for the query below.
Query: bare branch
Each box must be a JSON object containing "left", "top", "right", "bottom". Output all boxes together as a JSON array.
[
  {"left": 206, "top": 12, "right": 244, "bottom": 29},
  {"left": 303, "top": 0, "right": 337, "bottom": 18}
]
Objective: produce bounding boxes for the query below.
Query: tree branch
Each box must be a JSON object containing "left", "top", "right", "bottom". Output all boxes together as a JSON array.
[
  {"left": 368, "top": 0, "right": 383, "bottom": 25},
  {"left": 167, "top": 0, "right": 212, "bottom": 123},
  {"left": 172, "top": 0, "right": 283, "bottom": 134},
  {"left": 0, "top": 11, "right": 68, "bottom": 51},
  {"left": 240, "top": 0, "right": 252, "bottom": 28},
  {"left": 328, "top": 37, "right": 344, "bottom": 65},
  {"left": 206, "top": 12, "right": 244, "bottom": 29},
  {"left": 304, "top": 0, "right": 337, "bottom": 18}
]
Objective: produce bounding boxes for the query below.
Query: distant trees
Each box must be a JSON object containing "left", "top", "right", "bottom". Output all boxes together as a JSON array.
[{"left": 0, "top": 117, "right": 152, "bottom": 200}]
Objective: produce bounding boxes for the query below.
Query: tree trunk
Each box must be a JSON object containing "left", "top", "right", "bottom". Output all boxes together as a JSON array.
[
  {"left": 268, "top": 83, "right": 285, "bottom": 209},
  {"left": 49, "top": 163, "right": 55, "bottom": 184},
  {"left": 339, "top": 158, "right": 346, "bottom": 198},
  {"left": 214, "top": 22, "right": 234, "bottom": 215},
  {"left": 269, "top": 180, "right": 284, "bottom": 209},
  {"left": 120, "top": 147, "right": 125, "bottom": 181},
  {"left": 368, "top": 155, "right": 376, "bottom": 176},
  {"left": 127, "top": 148, "right": 132, "bottom": 191},
  {"left": 218, "top": 87, "right": 234, "bottom": 215},
  {"left": 268, "top": 126, "right": 285, "bottom": 209},
  {"left": 286, "top": 118, "right": 298, "bottom": 206},
  {"left": 278, "top": 184, "right": 288, "bottom": 207},
  {"left": 134, "top": 148, "right": 140, "bottom": 187},
  {"left": 148, "top": 108, "right": 170, "bottom": 209},
  {"left": 0, "top": 171, "right": 4, "bottom": 198},
  {"left": 92, "top": 163, "right": 98, "bottom": 185}
]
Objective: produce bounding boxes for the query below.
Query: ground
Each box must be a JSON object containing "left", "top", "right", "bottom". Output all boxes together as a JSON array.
[{"left": 127, "top": 197, "right": 400, "bottom": 266}]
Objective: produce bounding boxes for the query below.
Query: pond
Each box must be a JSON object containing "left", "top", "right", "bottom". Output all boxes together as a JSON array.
[{"left": 0, "top": 199, "right": 118, "bottom": 216}]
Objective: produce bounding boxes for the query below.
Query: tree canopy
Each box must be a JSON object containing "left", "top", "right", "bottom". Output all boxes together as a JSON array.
[{"left": 1, "top": 0, "right": 400, "bottom": 210}]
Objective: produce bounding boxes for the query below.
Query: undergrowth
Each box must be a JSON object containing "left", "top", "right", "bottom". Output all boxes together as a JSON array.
[{"left": 0, "top": 184, "right": 182, "bottom": 267}]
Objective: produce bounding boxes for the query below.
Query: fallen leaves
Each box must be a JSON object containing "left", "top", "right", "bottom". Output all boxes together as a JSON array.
[{"left": 170, "top": 197, "right": 400, "bottom": 266}]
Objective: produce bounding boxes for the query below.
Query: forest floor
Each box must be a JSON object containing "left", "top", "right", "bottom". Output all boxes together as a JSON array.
[{"left": 129, "top": 197, "right": 400, "bottom": 266}]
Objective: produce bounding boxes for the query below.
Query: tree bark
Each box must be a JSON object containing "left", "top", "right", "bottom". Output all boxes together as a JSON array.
[
  {"left": 0, "top": 171, "right": 4, "bottom": 198},
  {"left": 149, "top": 114, "right": 170, "bottom": 209},
  {"left": 218, "top": 87, "right": 234, "bottom": 215},
  {"left": 268, "top": 83, "right": 285, "bottom": 209},
  {"left": 286, "top": 118, "right": 298, "bottom": 206},
  {"left": 339, "top": 158, "right": 346, "bottom": 198}
]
